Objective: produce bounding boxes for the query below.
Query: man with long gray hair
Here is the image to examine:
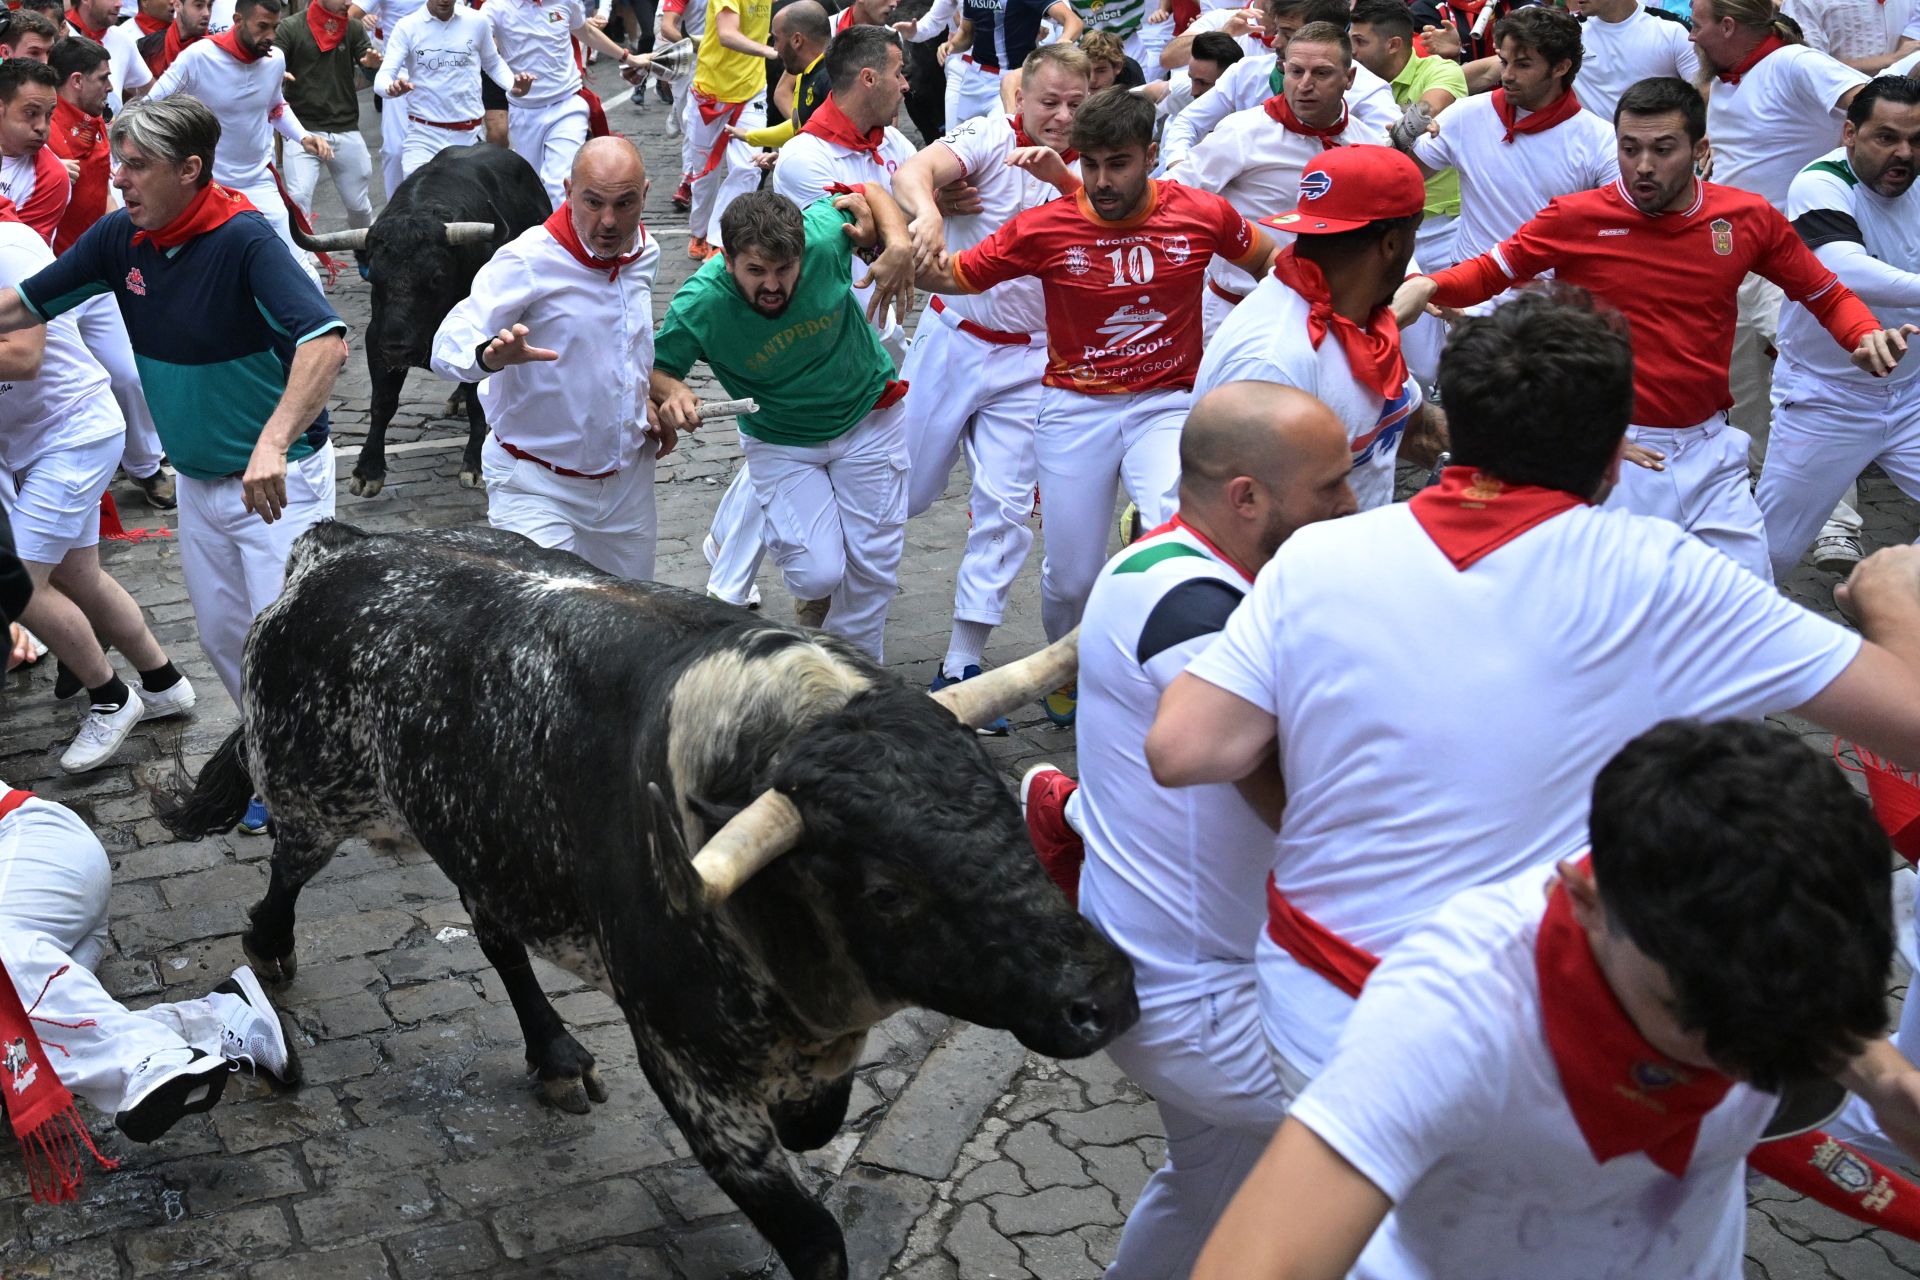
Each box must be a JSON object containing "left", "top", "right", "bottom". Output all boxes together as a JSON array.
[{"left": 0, "top": 94, "right": 347, "bottom": 832}]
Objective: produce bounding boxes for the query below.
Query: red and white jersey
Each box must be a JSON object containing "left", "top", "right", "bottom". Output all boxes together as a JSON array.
[
  {"left": 1783, "top": 0, "right": 1914, "bottom": 63},
  {"left": 951, "top": 179, "right": 1261, "bottom": 394},
  {"left": 0, "top": 149, "right": 72, "bottom": 246},
  {"left": 485, "top": 0, "right": 587, "bottom": 107},
  {"left": 1412, "top": 90, "right": 1616, "bottom": 262},
  {"left": 1195, "top": 270, "right": 1418, "bottom": 510},
  {"left": 1185, "top": 495, "right": 1859, "bottom": 1071},
  {"left": 1429, "top": 179, "right": 1879, "bottom": 428},
  {"left": 1575, "top": 2, "right": 1699, "bottom": 124},
  {"left": 931, "top": 113, "right": 1076, "bottom": 336},
  {"left": 1706, "top": 43, "right": 1865, "bottom": 207},
  {"left": 374, "top": 6, "right": 515, "bottom": 124},
  {"left": 1175, "top": 102, "right": 1361, "bottom": 295},
  {"left": 147, "top": 37, "right": 309, "bottom": 190},
  {"left": 1293, "top": 870, "right": 1773, "bottom": 1280},
  {"left": 1159, "top": 48, "right": 1399, "bottom": 170},
  {"left": 0, "top": 222, "right": 119, "bottom": 468}
]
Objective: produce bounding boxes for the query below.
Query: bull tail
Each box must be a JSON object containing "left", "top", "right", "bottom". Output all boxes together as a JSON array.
[{"left": 158, "top": 728, "right": 256, "bottom": 840}]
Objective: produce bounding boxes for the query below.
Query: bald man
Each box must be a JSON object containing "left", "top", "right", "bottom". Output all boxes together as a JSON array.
[
  {"left": 432, "top": 137, "right": 669, "bottom": 580},
  {"left": 1018, "top": 381, "right": 1356, "bottom": 1280}
]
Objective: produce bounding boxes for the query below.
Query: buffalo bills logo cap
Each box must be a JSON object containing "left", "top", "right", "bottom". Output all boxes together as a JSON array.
[{"left": 1260, "top": 145, "right": 1427, "bottom": 236}]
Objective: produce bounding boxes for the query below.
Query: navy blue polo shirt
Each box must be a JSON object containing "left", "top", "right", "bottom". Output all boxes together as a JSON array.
[{"left": 17, "top": 207, "right": 348, "bottom": 481}]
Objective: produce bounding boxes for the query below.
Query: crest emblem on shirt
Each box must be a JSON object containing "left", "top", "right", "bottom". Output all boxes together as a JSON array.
[
  {"left": 1710, "top": 218, "right": 1733, "bottom": 256},
  {"left": 125, "top": 268, "right": 147, "bottom": 296},
  {"left": 1810, "top": 1138, "right": 1876, "bottom": 1195},
  {"left": 1161, "top": 234, "right": 1192, "bottom": 264},
  {"left": 1629, "top": 1060, "right": 1686, "bottom": 1092},
  {"left": 1063, "top": 244, "right": 1091, "bottom": 276}
]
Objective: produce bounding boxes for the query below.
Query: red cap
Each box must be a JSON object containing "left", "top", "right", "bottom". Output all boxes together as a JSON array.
[{"left": 1260, "top": 145, "right": 1427, "bottom": 235}]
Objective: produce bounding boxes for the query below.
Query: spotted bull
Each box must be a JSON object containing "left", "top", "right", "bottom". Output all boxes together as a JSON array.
[
  {"left": 163, "top": 523, "right": 1136, "bottom": 1280},
  {"left": 292, "top": 147, "right": 551, "bottom": 497}
]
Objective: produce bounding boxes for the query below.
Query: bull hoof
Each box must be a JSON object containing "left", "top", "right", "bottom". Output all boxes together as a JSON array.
[
  {"left": 537, "top": 1073, "right": 595, "bottom": 1115},
  {"left": 347, "top": 474, "right": 385, "bottom": 499},
  {"left": 457, "top": 468, "right": 482, "bottom": 490},
  {"left": 241, "top": 934, "right": 298, "bottom": 985},
  {"left": 440, "top": 390, "right": 466, "bottom": 419}
]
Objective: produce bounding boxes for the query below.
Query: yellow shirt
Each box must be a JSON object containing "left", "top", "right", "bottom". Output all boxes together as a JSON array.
[{"left": 694, "top": 0, "right": 773, "bottom": 105}]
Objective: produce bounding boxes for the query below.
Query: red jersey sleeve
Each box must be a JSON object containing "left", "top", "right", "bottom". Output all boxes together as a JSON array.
[
  {"left": 1754, "top": 204, "right": 1881, "bottom": 351},
  {"left": 1201, "top": 189, "right": 1258, "bottom": 267},
  {"left": 1428, "top": 198, "right": 1572, "bottom": 309},
  {"left": 950, "top": 204, "right": 1051, "bottom": 295},
  {"left": 16, "top": 149, "right": 70, "bottom": 247}
]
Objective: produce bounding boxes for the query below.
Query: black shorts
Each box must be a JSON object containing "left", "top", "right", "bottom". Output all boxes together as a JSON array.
[{"left": 482, "top": 76, "right": 507, "bottom": 111}]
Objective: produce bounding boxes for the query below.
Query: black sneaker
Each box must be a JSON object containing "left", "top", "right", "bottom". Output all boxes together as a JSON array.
[{"left": 114, "top": 1047, "right": 228, "bottom": 1143}]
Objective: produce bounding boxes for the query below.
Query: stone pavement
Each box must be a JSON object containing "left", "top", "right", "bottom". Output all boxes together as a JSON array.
[{"left": 0, "top": 59, "right": 1916, "bottom": 1280}]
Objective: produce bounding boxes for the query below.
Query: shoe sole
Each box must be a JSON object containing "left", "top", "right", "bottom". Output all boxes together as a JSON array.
[
  {"left": 238, "top": 820, "right": 269, "bottom": 836},
  {"left": 138, "top": 687, "right": 197, "bottom": 722},
  {"left": 1814, "top": 554, "right": 1862, "bottom": 576},
  {"left": 60, "top": 708, "right": 142, "bottom": 775},
  {"left": 229, "top": 967, "right": 302, "bottom": 1085},
  {"left": 1020, "top": 764, "right": 1061, "bottom": 822},
  {"left": 114, "top": 1060, "right": 228, "bottom": 1143}
]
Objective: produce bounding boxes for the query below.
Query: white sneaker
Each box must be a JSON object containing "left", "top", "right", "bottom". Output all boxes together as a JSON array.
[
  {"left": 115, "top": 1046, "right": 227, "bottom": 1143},
  {"left": 137, "top": 676, "right": 196, "bottom": 722},
  {"left": 211, "top": 966, "right": 295, "bottom": 1083},
  {"left": 1812, "top": 532, "right": 1864, "bottom": 575},
  {"left": 60, "top": 691, "right": 145, "bottom": 774}
]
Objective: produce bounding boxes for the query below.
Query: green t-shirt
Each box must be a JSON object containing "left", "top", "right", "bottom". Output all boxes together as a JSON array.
[
  {"left": 654, "top": 199, "right": 894, "bottom": 447},
  {"left": 1391, "top": 53, "right": 1467, "bottom": 218}
]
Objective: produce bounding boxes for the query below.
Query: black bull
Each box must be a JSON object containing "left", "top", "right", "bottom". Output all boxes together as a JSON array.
[
  {"left": 163, "top": 524, "right": 1136, "bottom": 1280},
  {"left": 291, "top": 146, "right": 551, "bottom": 499}
]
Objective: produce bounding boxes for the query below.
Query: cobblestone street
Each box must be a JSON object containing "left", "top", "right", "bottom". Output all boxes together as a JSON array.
[{"left": 0, "top": 58, "right": 1917, "bottom": 1279}]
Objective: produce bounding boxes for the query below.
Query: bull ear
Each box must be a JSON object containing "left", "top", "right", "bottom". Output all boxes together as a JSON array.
[
  {"left": 690, "top": 790, "right": 805, "bottom": 905},
  {"left": 443, "top": 221, "right": 500, "bottom": 245},
  {"left": 929, "top": 628, "right": 1080, "bottom": 729},
  {"left": 643, "top": 783, "right": 704, "bottom": 915}
]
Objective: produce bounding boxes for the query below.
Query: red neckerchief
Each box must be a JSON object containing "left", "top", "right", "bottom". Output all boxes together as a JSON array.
[
  {"left": 1535, "top": 875, "right": 1734, "bottom": 1178},
  {"left": 131, "top": 181, "right": 257, "bottom": 249},
  {"left": 1408, "top": 466, "right": 1586, "bottom": 570},
  {"left": 1264, "top": 247, "right": 1407, "bottom": 400},
  {"left": 1491, "top": 86, "right": 1582, "bottom": 143},
  {"left": 544, "top": 203, "right": 647, "bottom": 280},
  {"left": 305, "top": 1, "right": 349, "bottom": 52},
  {"left": 799, "top": 92, "right": 888, "bottom": 166},
  {"left": 1717, "top": 32, "right": 1785, "bottom": 84},
  {"left": 1011, "top": 115, "right": 1077, "bottom": 163},
  {"left": 1261, "top": 93, "right": 1348, "bottom": 148},
  {"left": 1137, "top": 514, "right": 1258, "bottom": 583},
  {"left": 142, "top": 20, "right": 194, "bottom": 75},
  {"left": 133, "top": 10, "right": 167, "bottom": 33},
  {"left": 210, "top": 27, "right": 263, "bottom": 61},
  {"left": 65, "top": 8, "right": 105, "bottom": 39}
]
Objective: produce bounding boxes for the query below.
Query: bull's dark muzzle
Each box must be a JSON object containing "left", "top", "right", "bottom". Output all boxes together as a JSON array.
[{"left": 1039, "top": 960, "right": 1139, "bottom": 1059}]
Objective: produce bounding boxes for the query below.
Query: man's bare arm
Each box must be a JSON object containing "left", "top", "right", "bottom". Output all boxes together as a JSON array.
[
  {"left": 1146, "top": 672, "right": 1278, "bottom": 787},
  {"left": 1799, "top": 545, "right": 1920, "bottom": 768},
  {"left": 244, "top": 332, "right": 349, "bottom": 523},
  {"left": 1193, "top": 1119, "right": 1391, "bottom": 1280},
  {"left": 0, "top": 287, "right": 43, "bottom": 335},
  {"left": 713, "top": 8, "right": 778, "bottom": 60}
]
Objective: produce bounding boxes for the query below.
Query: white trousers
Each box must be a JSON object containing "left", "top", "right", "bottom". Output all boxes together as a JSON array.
[
  {"left": 743, "top": 402, "right": 910, "bottom": 660},
  {"left": 175, "top": 443, "right": 337, "bottom": 705},
  {"left": 1602, "top": 417, "right": 1773, "bottom": 582},
  {"left": 400, "top": 118, "right": 484, "bottom": 176},
  {"left": 282, "top": 129, "right": 375, "bottom": 229},
  {"left": 380, "top": 100, "right": 412, "bottom": 199},
  {"left": 1412, "top": 210, "right": 1458, "bottom": 274},
  {"left": 73, "top": 296, "right": 163, "bottom": 479},
  {"left": 1035, "top": 384, "right": 1187, "bottom": 641},
  {"left": 234, "top": 176, "right": 322, "bottom": 288},
  {"left": 1758, "top": 370, "right": 1920, "bottom": 579},
  {"left": 686, "top": 89, "right": 766, "bottom": 242},
  {"left": 509, "top": 95, "right": 591, "bottom": 209},
  {"left": 0, "top": 799, "right": 225, "bottom": 1116},
  {"left": 901, "top": 316, "right": 1044, "bottom": 627},
  {"left": 480, "top": 433, "right": 659, "bottom": 580},
  {"left": 705, "top": 463, "right": 767, "bottom": 605},
  {"left": 949, "top": 57, "right": 1004, "bottom": 125}
]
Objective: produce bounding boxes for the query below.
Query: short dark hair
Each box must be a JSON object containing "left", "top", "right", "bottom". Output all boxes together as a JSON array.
[
  {"left": 19, "top": 0, "right": 62, "bottom": 18},
  {"left": 1437, "top": 287, "right": 1632, "bottom": 496},
  {"left": 1067, "top": 84, "right": 1155, "bottom": 152},
  {"left": 1286, "top": 19, "right": 1351, "bottom": 61},
  {"left": 1188, "top": 30, "right": 1245, "bottom": 69},
  {"left": 1492, "top": 5, "right": 1582, "bottom": 86},
  {"left": 1849, "top": 74, "right": 1920, "bottom": 128},
  {"left": 234, "top": 0, "right": 286, "bottom": 15},
  {"left": 50, "top": 34, "right": 109, "bottom": 81},
  {"left": 1294, "top": 211, "right": 1422, "bottom": 260},
  {"left": 823, "top": 21, "right": 900, "bottom": 83},
  {"left": 1269, "top": 0, "right": 1349, "bottom": 25},
  {"left": 1589, "top": 719, "right": 1894, "bottom": 1092},
  {"left": 1349, "top": 0, "right": 1413, "bottom": 40},
  {"left": 1614, "top": 75, "right": 1706, "bottom": 141},
  {"left": 0, "top": 8, "right": 58, "bottom": 46},
  {"left": 0, "top": 55, "right": 59, "bottom": 101},
  {"left": 720, "top": 190, "right": 807, "bottom": 262}
]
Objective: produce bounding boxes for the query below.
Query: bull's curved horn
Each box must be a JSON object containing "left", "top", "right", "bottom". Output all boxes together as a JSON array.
[
  {"left": 291, "top": 226, "right": 371, "bottom": 252},
  {"left": 690, "top": 790, "right": 804, "bottom": 903},
  {"left": 930, "top": 628, "right": 1080, "bottom": 729},
  {"left": 443, "top": 221, "right": 500, "bottom": 245}
]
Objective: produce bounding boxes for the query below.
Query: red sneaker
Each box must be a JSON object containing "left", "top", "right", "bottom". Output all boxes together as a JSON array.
[
  {"left": 672, "top": 177, "right": 693, "bottom": 210},
  {"left": 1021, "top": 764, "right": 1085, "bottom": 905},
  {"left": 687, "top": 235, "right": 713, "bottom": 261}
]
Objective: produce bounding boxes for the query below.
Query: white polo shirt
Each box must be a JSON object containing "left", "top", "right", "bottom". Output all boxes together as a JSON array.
[
  {"left": 430, "top": 221, "right": 661, "bottom": 474},
  {"left": 0, "top": 223, "right": 121, "bottom": 469},
  {"left": 1176, "top": 105, "right": 1361, "bottom": 297},
  {"left": 1159, "top": 49, "right": 1399, "bottom": 170},
  {"left": 1292, "top": 871, "right": 1775, "bottom": 1280},
  {"left": 485, "top": 0, "right": 586, "bottom": 109},
  {"left": 147, "top": 39, "right": 309, "bottom": 190},
  {"left": 1185, "top": 499, "right": 1860, "bottom": 1074},
  {"left": 1782, "top": 0, "right": 1915, "bottom": 63},
  {"left": 931, "top": 113, "right": 1069, "bottom": 336},
  {"left": 1576, "top": 3, "right": 1699, "bottom": 124},
  {"left": 375, "top": 5, "right": 516, "bottom": 124},
  {"left": 1705, "top": 44, "right": 1866, "bottom": 207},
  {"left": 1194, "top": 270, "right": 1418, "bottom": 511},
  {"left": 101, "top": 20, "right": 154, "bottom": 114},
  {"left": 1413, "top": 92, "right": 1617, "bottom": 261},
  {"left": 1075, "top": 521, "right": 1273, "bottom": 1009}
]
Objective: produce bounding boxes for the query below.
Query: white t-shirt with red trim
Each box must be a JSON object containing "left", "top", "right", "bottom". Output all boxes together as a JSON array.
[
  {"left": 931, "top": 113, "right": 1074, "bottom": 336},
  {"left": 1293, "top": 869, "right": 1774, "bottom": 1280},
  {"left": 1184, "top": 500, "right": 1860, "bottom": 1073}
]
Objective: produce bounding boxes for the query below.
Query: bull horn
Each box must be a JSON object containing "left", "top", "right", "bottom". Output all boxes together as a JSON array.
[
  {"left": 291, "top": 226, "right": 371, "bottom": 252},
  {"left": 443, "top": 221, "right": 500, "bottom": 245},
  {"left": 930, "top": 628, "right": 1080, "bottom": 729},
  {"left": 690, "top": 789, "right": 804, "bottom": 903}
]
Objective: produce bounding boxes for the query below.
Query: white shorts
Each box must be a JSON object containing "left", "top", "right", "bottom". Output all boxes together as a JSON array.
[{"left": 9, "top": 429, "right": 123, "bottom": 564}]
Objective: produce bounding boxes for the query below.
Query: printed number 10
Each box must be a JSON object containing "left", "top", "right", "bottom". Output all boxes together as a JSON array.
[{"left": 1106, "top": 246, "right": 1155, "bottom": 286}]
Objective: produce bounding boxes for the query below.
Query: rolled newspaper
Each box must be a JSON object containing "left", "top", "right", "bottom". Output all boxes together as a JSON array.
[{"left": 697, "top": 398, "right": 760, "bottom": 420}]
